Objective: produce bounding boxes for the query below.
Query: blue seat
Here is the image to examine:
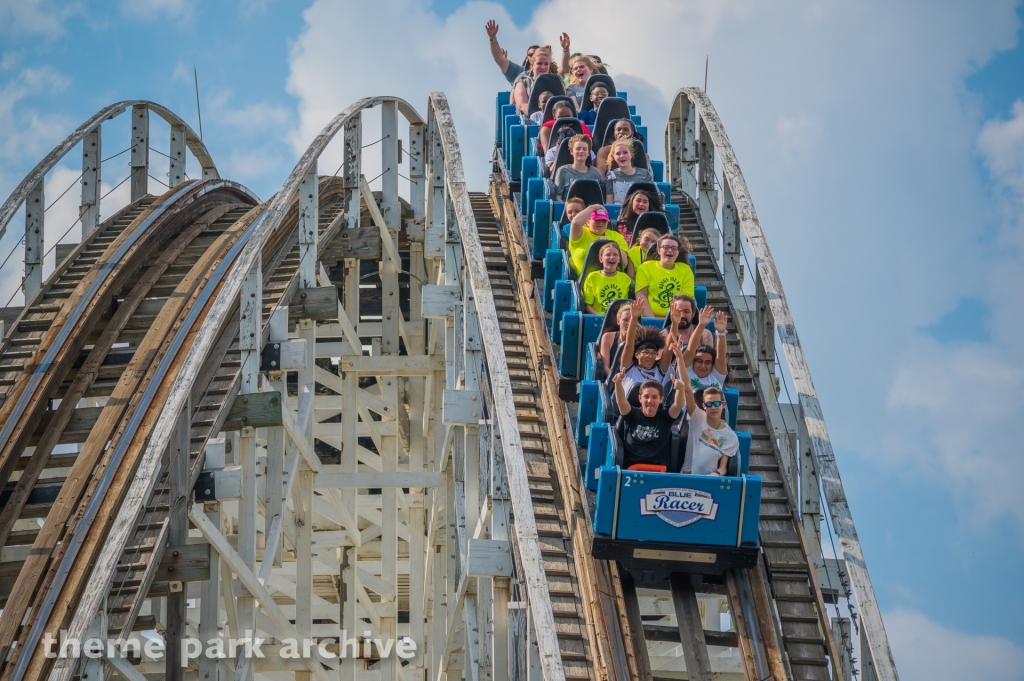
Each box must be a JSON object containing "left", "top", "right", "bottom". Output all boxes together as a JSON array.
[
  {"left": 591, "top": 98, "right": 631, "bottom": 153},
  {"left": 526, "top": 74, "right": 566, "bottom": 115}
]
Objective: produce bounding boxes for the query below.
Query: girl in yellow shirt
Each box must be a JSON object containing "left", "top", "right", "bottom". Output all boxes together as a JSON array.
[
  {"left": 582, "top": 242, "right": 633, "bottom": 315},
  {"left": 636, "top": 234, "right": 694, "bottom": 317}
]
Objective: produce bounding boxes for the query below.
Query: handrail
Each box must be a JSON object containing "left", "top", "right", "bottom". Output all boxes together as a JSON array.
[
  {"left": 667, "top": 87, "right": 899, "bottom": 681},
  {"left": 427, "top": 91, "right": 566, "bottom": 681},
  {"left": 0, "top": 100, "right": 218, "bottom": 238}
]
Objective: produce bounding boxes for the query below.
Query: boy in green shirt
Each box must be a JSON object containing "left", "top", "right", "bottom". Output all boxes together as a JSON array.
[
  {"left": 636, "top": 234, "right": 694, "bottom": 317},
  {"left": 582, "top": 242, "right": 633, "bottom": 314}
]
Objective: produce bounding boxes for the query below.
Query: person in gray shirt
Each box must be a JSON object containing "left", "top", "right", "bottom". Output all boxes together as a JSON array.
[
  {"left": 604, "top": 138, "right": 653, "bottom": 204},
  {"left": 553, "top": 134, "right": 604, "bottom": 200}
]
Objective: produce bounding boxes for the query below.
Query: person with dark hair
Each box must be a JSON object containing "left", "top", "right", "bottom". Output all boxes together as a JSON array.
[
  {"left": 667, "top": 295, "right": 713, "bottom": 348},
  {"left": 539, "top": 101, "right": 591, "bottom": 157},
  {"left": 681, "top": 306, "right": 729, "bottom": 392},
  {"left": 613, "top": 370, "right": 687, "bottom": 472},
  {"left": 636, "top": 234, "right": 694, "bottom": 318},
  {"left": 614, "top": 188, "right": 662, "bottom": 242},
  {"left": 618, "top": 299, "right": 672, "bottom": 394},
  {"left": 529, "top": 90, "right": 553, "bottom": 125},
  {"left": 679, "top": 384, "right": 738, "bottom": 476},
  {"left": 578, "top": 84, "right": 609, "bottom": 125}
]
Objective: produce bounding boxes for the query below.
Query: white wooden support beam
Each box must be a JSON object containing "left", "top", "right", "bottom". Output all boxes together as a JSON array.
[
  {"left": 237, "top": 423, "right": 258, "bottom": 681},
  {"left": 299, "top": 165, "right": 318, "bottom": 290},
  {"left": 81, "top": 128, "right": 101, "bottom": 237},
  {"left": 755, "top": 270, "right": 777, "bottom": 394},
  {"left": 832, "top": 617, "right": 855, "bottom": 681},
  {"left": 166, "top": 408, "right": 190, "bottom": 681},
  {"left": 239, "top": 257, "right": 262, "bottom": 395},
  {"left": 408, "top": 121, "right": 426, "bottom": 239},
  {"left": 169, "top": 124, "right": 186, "bottom": 187},
  {"left": 266, "top": 309, "right": 288, "bottom": 567},
  {"left": 130, "top": 104, "right": 149, "bottom": 201},
  {"left": 198, "top": 501, "right": 222, "bottom": 681},
  {"left": 343, "top": 115, "right": 362, "bottom": 226},
  {"left": 722, "top": 177, "right": 741, "bottom": 300},
  {"left": 490, "top": 422, "right": 511, "bottom": 681},
  {"left": 24, "top": 180, "right": 43, "bottom": 300},
  {"left": 188, "top": 508, "right": 333, "bottom": 681},
  {"left": 294, "top": 466, "right": 315, "bottom": 681},
  {"left": 380, "top": 100, "right": 400, "bottom": 230},
  {"left": 679, "top": 94, "right": 698, "bottom": 199},
  {"left": 82, "top": 603, "right": 106, "bottom": 681},
  {"left": 698, "top": 117, "right": 720, "bottom": 260},
  {"left": 425, "top": 119, "right": 446, "bottom": 260},
  {"left": 107, "top": 652, "right": 150, "bottom": 681},
  {"left": 800, "top": 418, "right": 822, "bottom": 569}
]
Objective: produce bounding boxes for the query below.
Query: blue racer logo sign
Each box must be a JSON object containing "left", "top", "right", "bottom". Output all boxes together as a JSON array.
[{"left": 639, "top": 488, "right": 719, "bottom": 528}]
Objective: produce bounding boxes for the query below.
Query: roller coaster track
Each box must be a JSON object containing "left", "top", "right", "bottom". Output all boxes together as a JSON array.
[{"left": 0, "top": 88, "right": 898, "bottom": 681}]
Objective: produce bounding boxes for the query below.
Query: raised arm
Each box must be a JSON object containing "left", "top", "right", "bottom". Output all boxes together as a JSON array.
[
  {"left": 657, "top": 337, "right": 676, "bottom": 373},
  {"left": 714, "top": 310, "right": 729, "bottom": 374},
  {"left": 486, "top": 21, "right": 511, "bottom": 73},
  {"left": 682, "top": 306, "right": 714, "bottom": 366},
  {"left": 559, "top": 33, "right": 571, "bottom": 75},
  {"left": 570, "top": 204, "right": 599, "bottom": 241},
  {"left": 668, "top": 376, "right": 688, "bottom": 419},
  {"left": 619, "top": 299, "right": 644, "bottom": 372},
  {"left": 612, "top": 371, "right": 632, "bottom": 416}
]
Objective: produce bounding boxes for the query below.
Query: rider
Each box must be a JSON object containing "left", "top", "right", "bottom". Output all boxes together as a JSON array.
[
  {"left": 680, "top": 306, "right": 729, "bottom": 392},
  {"left": 635, "top": 234, "right": 694, "bottom": 318},
  {"left": 582, "top": 242, "right": 633, "bottom": 315},
  {"left": 612, "top": 372, "right": 687, "bottom": 472},
  {"left": 679, "top": 384, "right": 738, "bottom": 476}
]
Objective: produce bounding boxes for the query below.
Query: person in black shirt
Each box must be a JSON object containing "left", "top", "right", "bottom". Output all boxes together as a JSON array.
[{"left": 612, "top": 369, "right": 686, "bottom": 472}]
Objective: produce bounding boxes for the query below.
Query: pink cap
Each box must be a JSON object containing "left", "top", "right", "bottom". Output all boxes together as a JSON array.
[{"left": 590, "top": 208, "right": 610, "bottom": 222}]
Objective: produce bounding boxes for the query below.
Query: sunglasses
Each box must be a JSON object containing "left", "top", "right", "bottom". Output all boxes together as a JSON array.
[{"left": 704, "top": 400, "right": 723, "bottom": 408}]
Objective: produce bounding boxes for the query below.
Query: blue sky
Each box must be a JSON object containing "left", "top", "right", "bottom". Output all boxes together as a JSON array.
[{"left": 1, "top": 1, "right": 1023, "bottom": 678}]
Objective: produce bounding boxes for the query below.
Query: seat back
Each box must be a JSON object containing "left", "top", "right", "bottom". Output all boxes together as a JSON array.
[
  {"left": 630, "top": 211, "right": 671, "bottom": 245},
  {"left": 581, "top": 74, "right": 617, "bottom": 111},
  {"left": 541, "top": 95, "right": 577, "bottom": 123},
  {"left": 565, "top": 179, "right": 605, "bottom": 208},
  {"left": 591, "top": 98, "right": 631, "bottom": 151},
  {"left": 527, "top": 74, "right": 566, "bottom": 114}
]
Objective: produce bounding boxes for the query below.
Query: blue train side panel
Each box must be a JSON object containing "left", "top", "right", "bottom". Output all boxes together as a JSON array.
[{"left": 593, "top": 467, "right": 762, "bottom": 575}]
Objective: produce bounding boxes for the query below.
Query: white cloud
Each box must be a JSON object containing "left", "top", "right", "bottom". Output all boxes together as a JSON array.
[
  {"left": 886, "top": 341, "right": 1024, "bottom": 530},
  {"left": 121, "top": 0, "right": 195, "bottom": 21},
  {"left": 887, "top": 609, "right": 1024, "bottom": 681},
  {"left": 0, "top": 0, "right": 78, "bottom": 37}
]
